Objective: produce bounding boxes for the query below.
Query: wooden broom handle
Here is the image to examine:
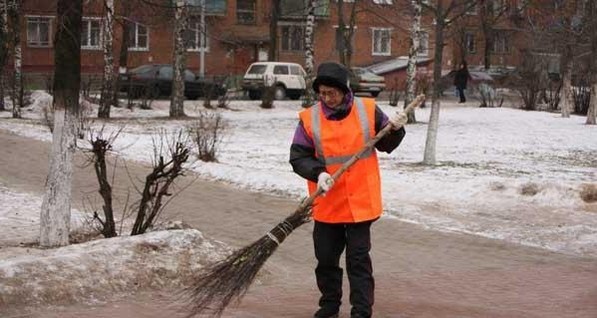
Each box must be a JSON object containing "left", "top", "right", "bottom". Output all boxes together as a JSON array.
[{"left": 295, "top": 94, "right": 426, "bottom": 213}]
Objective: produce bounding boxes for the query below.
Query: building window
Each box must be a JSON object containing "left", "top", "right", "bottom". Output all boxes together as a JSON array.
[
  {"left": 371, "top": 28, "right": 391, "bottom": 56},
  {"left": 466, "top": 3, "right": 478, "bottom": 15},
  {"left": 372, "top": 0, "right": 393, "bottom": 4},
  {"left": 492, "top": 32, "right": 509, "bottom": 53},
  {"left": 237, "top": 0, "right": 255, "bottom": 24},
  {"left": 26, "top": 16, "right": 52, "bottom": 47},
  {"left": 465, "top": 32, "right": 475, "bottom": 53},
  {"left": 81, "top": 18, "right": 101, "bottom": 50},
  {"left": 128, "top": 22, "right": 149, "bottom": 51},
  {"left": 184, "top": 18, "right": 209, "bottom": 52},
  {"left": 416, "top": 31, "right": 429, "bottom": 56},
  {"left": 281, "top": 25, "right": 304, "bottom": 52}
]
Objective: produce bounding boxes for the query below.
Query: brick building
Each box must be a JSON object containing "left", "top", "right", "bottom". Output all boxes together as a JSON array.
[{"left": 16, "top": 0, "right": 553, "bottom": 88}]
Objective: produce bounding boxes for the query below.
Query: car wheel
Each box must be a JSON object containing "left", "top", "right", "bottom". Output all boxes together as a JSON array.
[
  {"left": 371, "top": 91, "right": 380, "bottom": 97},
  {"left": 248, "top": 90, "right": 261, "bottom": 100},
  {"left": 274, "top": 85, "right": 286, "bottom": 100}
]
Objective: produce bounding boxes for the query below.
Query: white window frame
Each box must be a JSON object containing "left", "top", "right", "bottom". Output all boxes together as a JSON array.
[
  {"left": 26, "top": 16, "right": 53, "bottom": 48},
  {"left": 81, "top": 17, "right": 102, "bottom": 50},
  {"left": 185, "top": 18, "right": 209, "bottom": 52},
  {"left": 466, "top": 3, "right": 478, "bottom": 15},
  {"left": 416, "top": 30, "right": 429, "bottom": 57},
  {"left": 128, "top": 22, "right": 149, "bottom": 51},
  {"left": 373, "top": 0, "right": 393, "bottom": 4},
  {"left": 371, "top": 27, "right": 391, "bottom": 56}
]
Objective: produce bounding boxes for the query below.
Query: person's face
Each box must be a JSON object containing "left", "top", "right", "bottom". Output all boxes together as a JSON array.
[{"left": 318, "top": 84, "right": 344, "bottom": 108}]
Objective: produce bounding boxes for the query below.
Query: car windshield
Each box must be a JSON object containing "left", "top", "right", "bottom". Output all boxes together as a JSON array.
[{"left": 247, "top": 65, "right": 267, "bottom": 75}]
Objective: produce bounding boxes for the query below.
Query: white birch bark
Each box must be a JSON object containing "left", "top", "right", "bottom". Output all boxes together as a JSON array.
[
  {"left": 0, "top": 0, "right": 8, "bottom": 111},
  {"left": 404, "top": 0, "right": 421, "bottom": 122},
  {"left": 423, "top": 4, "right": 446, "bottom": 165},
  {"left": 559, "top": 45, "right": 572, "bottom": 118},
  {"left": 98, "top": 0, "right": 115, "bottom": 118},
  {"left": 303, "top": 0, "right": 316, "bottom": 106},
  {"left": 40, "top": 109, "right": 75, "bottom": 247},
  {"left": 170, "top": 0, "right": 187, "bottom": 118}
]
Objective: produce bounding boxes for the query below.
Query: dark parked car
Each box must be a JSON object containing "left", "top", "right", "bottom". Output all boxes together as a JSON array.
[
  {"left": 349, "top": 67, "right": 386, "bottom": 97},
  {"left": 118, "top": 64, "right": 226, "bottom": 100}
]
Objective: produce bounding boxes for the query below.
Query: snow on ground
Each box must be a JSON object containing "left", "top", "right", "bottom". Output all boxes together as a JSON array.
[
  {"left": 0, "top": 92, "right": 596, "bottom": 259},
  {"left": 0, "top": 92, "right": 597, "bottom": 304},
  {"left": 0, "top": 228, "right": 230, "bottom": 306}
]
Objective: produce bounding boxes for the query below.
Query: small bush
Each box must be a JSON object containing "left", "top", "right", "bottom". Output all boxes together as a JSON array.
[
  {"left": 520, "top": 182, "right": 540, "bottom": 196},
  {"left": 188, "top": 111, "right": 227, "bottom": 162},
  {"left": 580, "top": 184, "right": 597, "bottom": 203}
]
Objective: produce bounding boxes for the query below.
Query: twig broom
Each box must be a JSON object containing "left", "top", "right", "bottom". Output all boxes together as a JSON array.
[{"left": 185, "top": 95, "right": 425, "bottom": 317}]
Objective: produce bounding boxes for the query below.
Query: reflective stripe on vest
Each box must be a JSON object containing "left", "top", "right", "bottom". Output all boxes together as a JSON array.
[{"left": 310, "top": 97, "right": 373, "bottom": 165}]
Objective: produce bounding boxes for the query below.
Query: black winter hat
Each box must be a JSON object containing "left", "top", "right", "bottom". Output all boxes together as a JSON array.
[{"left": 312, "top": 61, "right": 351, "bottom": 94}]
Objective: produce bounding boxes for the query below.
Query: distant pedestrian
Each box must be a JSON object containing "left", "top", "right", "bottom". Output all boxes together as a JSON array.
[{"left": 454, "top": 62, "right": 471, "bottom": 103}]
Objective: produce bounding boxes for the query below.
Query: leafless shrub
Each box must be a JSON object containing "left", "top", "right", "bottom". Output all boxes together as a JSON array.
[
  {"left": 520, "top": 182, "right": 540, "bottom": 196},
  {"left": 478, "top": 83, "right": 503, "bottom": 108},
  {"left": 130, "top": 130, "right": 191, "bottom": 235},
  {"left": 85, "top": 126, "right": 124, "bottom": 238},
  {"left": 572, "top": 83, "right": 590, "bottom": 116},
  {"left": 511, "top": 53, "right": 551, "bottom": 111},
  {"left": 217, "top": 92, "right": 230, "bottom": 109},
  {"left": 188, "top": 111, "right": 227, "bottom": 162},
  {"left": 580, "top": 184, "right": 597, "bottom": 203}
]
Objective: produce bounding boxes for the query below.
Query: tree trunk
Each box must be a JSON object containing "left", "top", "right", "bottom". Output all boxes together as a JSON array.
[
  {"left": 40, "top": 0, "right": 83, "bottom": 248},
  {"left": 480, "top": 1, "right": 493, "bottom": 70},
  {"left": 9, "top": 0, "right": 22, "bottom": 118},
  {"left": 587, "top": 0, "right": 597, "bottom": 125},
  {"left": 337, "top": 0, "right": 345, "bottom": 65},
  {"left": 302, "top": 0, "right": 316, "bottom": 107},
  {"left": 170, "top": 0, "right": 187, "bottom": 118},
  {"left": 404, "top": 0, "right": 422, "bottom": 123},
  {"left": 559, "top": 44, "right": 572, "bottom": 118},
  {"left": 114, "top": 0, "right": 131, "bottom": 107},
  {"left": 0, "top": 0, "right": 8, "bottom": 111},
  {"left": 423, "top": 10, "right": 446, "bottom": 165},
  {"left": 98, "top": 0, "right": 115, "bottom": 118},
  {"left": 268, "top": 0, "right": 279, "bottom": 61}
]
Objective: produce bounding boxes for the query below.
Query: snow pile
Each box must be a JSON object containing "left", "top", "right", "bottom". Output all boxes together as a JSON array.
[{"left": 0, "top": 229, "right": 231, "bottom": 306}]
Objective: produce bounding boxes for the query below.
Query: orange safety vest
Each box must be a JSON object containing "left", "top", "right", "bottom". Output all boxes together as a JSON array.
[{"left": 299, "top": 97, "right": 382, "bottom": 223}]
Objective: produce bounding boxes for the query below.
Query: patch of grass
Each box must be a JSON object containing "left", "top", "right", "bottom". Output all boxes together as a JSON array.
[{"left": 520, "top": 182, "right": 540, "bottom": 196}]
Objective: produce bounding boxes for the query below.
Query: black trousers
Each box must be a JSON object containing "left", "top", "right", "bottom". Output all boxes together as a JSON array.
[
  {"left": 457, "top": 86, "right": 466, "bottom": 103},
  {"left": 313, "top": 220, "right": 375, "bottom": 318}
]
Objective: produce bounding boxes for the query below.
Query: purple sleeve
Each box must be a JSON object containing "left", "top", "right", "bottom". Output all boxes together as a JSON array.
[{"left": 292, "top": 121, "right": 314, "bottom": 148}]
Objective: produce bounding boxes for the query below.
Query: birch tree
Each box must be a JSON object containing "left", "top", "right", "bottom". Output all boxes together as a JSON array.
[
  {"left": 421, "top": 0, "right": 476, "bottom": 165},
  {"left": 40, "top": 0, "right": 83, "bottom": 248},
  {"left": 8, "top": 0, "right": 22, "bottom": 118},
  {"left": 170, "top": 0, "right": 187, "bottom": 118},
  {"left": 98, "top": 0, "right": 115, "bottom": 118},
  {"left": 302, "top": 0, "right": 316, "bottom": 106},
  {"left": 404, "top": 0, "right": 422, "bottom": 123}
]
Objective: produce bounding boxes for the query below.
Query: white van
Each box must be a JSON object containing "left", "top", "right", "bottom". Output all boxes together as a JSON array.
[{"left": 241, "top": 62, "right": 307, "bottom": 100}]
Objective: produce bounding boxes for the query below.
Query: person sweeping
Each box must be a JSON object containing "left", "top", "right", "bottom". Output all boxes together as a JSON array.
[
  {"left": 185, "top": 63, "right": 421, "bottom": 318},
  {"left": 290, "top": 61, "right": 407, "bottom": 318}
]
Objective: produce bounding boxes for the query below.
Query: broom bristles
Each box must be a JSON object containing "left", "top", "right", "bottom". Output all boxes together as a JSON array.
[
  {"left": 185, "top": 235, "right": 279, "bottom": 317},
  {"left": 184, "top": 207, "right": 311, "bottom": 317}
]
